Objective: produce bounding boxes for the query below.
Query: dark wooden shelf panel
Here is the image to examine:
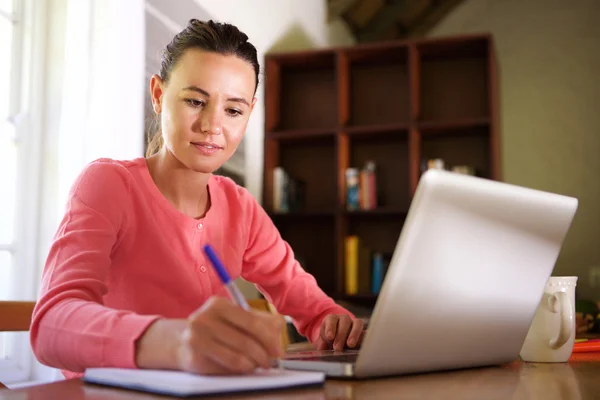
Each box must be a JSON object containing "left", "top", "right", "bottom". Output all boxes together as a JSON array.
[
  {"left": 344, "top": 208, "right": 407, "bottom": 217},
  {"left": 274, "top": 217, "right": 337, "bottom": 295},
  {"left": 269, "top": 210, "right": 336, "bottom": 218},
  {"left": 417, "top": 36, "right": 490, "bottom": 123},
  {"left": 344, "top": 45, "right": 410, "bottom": 127},
  {"left": 343, "top": 123, "right": 409, "bottom": 137},
  {"left": 418, "top": 117, "right": 490, "bottom": 136},
  {"left": 266, "top": 51, "right": 338, "bottom": 132},
  {"left": 268, "top": 129, "right": 336, "bottom": 141}
]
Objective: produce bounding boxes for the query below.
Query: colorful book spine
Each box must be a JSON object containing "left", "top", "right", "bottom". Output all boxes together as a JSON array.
[
  {"left": 371, "top": 252, "right": 384, "bottom": 294},
  {"left": 272, "top": 167, "right": 305, "bottom": 213},
  {"left": 345, "top": 168, "right": 360, "bottom": 210},
  {"left": 344, "top": 236, "right": 359, "bottom": 295},
  {"left": 362, "top": 161, "right": 377, "bottom": 210}
]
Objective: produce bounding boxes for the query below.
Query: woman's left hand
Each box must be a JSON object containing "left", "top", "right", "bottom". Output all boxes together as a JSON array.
[{"left": 316, "top": 314, "right": 364, "bottom": 351}]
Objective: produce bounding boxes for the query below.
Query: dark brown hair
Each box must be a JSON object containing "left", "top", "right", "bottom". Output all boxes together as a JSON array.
[{"left": 146, "top": 19, "right": 260, "bottom": 157}]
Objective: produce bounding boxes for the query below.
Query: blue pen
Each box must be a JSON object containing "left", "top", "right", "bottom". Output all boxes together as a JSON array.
[{"left": 203, "top": 244, "right": 250, "bottom": 311}]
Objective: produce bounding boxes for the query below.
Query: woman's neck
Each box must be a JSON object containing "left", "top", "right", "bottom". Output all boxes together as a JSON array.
[{"left": 146, "top": 150, "right": 211, "bottom": 219}]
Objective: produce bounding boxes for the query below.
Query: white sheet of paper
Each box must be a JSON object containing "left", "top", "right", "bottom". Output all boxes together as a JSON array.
[{"left": 83, "top": 367, "right": 325, "bottom": 397}]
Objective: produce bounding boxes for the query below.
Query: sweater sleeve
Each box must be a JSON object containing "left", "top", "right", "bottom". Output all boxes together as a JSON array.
[
  {"left": 30, "top": 160, "right": 160, "bottom": 375},
  {"left": 240, "top": 194, "right": 354, "bottom": 344}
]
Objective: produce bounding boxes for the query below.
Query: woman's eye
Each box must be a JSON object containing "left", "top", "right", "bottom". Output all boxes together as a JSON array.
[
  {"left": 185, "top": 99, "right": 204, "bottom": 107},
  {"left": 227, "top": 108, "right": 242, "bottom": 117}
]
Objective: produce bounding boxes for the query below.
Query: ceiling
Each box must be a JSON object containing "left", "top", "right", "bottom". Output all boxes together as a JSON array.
[{"left": 328, "top": 0, "right": 465, "bottom": 43}]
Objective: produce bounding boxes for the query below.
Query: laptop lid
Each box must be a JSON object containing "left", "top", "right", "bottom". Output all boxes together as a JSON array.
[
  {"left": 353, "top": 170, "right": 577, "bottom": 377},
  {"left": 283, "top": 170, "right": 577, "bottom": 379}
]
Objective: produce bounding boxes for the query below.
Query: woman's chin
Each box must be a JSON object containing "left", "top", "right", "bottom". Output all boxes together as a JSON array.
[{"left": 186, "top": 159, "right": 223, "bottom": 174}]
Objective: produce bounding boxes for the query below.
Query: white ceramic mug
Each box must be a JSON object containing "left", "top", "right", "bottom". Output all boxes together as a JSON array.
[{"left": 520, "top": 276, "right": 577, "bottom": 363}]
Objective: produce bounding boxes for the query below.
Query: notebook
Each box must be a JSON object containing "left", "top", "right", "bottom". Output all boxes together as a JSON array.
[{"left": 82, "top": 367, "right": 325, "bottom": 397}]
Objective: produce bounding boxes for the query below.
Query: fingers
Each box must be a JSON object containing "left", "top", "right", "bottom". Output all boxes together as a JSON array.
[
  {"left": 346, "top": 319, "right": 364, "bottom": 348},
  {"left": 318, "top": 315, "right": 363, "bottom": 351},
  {"left": 209, "top": 318, "right": 274, "bottom": 370},
  {"left": 333, "top": 316, "right": 352, "bottom": 351},
  {"left": 182, "top": 297, "right": 285, "bottom": 375},
  {"left": 179, "top": 316, "right": 258, "bottom": 375},
  {"left": 319, "top": 315, "right": 339, "bottom": 349},
  {"left": 199, "top": 297, "right": 282, "bottom": 358},
  {"left": 181, "top": 341, "right": 255, "bottom": 375},
  {"left": 217, "top": 303, "right": 283, "bottom": 358}
]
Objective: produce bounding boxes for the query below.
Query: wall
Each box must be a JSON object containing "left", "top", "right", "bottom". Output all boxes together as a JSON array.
[{"left": 429, "top": 0, "right": 600, "bottom": 297}]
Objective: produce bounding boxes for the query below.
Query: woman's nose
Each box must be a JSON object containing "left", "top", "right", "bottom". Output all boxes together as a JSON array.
[{"left": 200, "top": 104, "right": 223, "bottom": 135}]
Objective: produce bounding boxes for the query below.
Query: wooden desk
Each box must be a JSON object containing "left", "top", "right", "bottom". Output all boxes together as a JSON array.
[{"left": 1, "top": 351, "right": 599, "bottom": 399}]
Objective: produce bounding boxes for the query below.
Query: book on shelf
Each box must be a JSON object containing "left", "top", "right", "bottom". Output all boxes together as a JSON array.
[
  {"left": 344, "top": 236, "right": 359, "bottom": 295},
  {"left": 344, "top": 235, "right": 392, "bottom": 296},
  {"left": 420, "top": 158, "right": 476, "bottom": 177},
  {"left": 272, "top": 166, "right": 306, "bottom": 213},
  {"left": 371, "top": 252, "right": 392, "bottom": 294},
  {"left": 345, "top": 161, "right": 377, "bottom": 211}
]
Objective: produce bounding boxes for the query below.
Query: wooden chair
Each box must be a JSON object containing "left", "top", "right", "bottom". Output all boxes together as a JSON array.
[
  {"left": 248, "top": 299, "right": 291, "bottom": 350},
  {"left": 0, "top": 301, "right": 36, "bottom": 389}
]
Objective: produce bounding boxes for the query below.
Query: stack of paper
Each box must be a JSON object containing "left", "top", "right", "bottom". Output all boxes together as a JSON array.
[{"left": 83, "top": 367, "right": 325, "bottom": 397}]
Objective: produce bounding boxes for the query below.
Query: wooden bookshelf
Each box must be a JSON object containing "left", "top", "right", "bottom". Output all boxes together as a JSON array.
[{"left": 263, "top": 34, "right": 499, "bottom": 307}]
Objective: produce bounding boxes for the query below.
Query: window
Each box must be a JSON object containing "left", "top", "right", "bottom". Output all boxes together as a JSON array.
[
  {"left": 0, "top": 0, "right": 44, "bottom": 385},
  {"left": 0, "top": 0, "right": 17, "bottom": 296}
]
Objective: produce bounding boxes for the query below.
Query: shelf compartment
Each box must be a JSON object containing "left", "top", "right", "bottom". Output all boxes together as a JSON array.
[
  {"left": 269, "top": 129, "right": 336, "bottom": 141},
  {"left": 266, "top": 51, "right": 338, "bottom": 131},
  {"left": 344, "top": 208, "right": 407, "bottom": 217},
  {"left": 343, "top": 218, "right": 403, "bottom": 297},
  {"left": 418, "top": 117, "right": 489, "bottom": 136},
  {"left": 344, "top": 123, "right": 409, "bottom": 138},
  {"left": 420, "top": 126, "right": 491, "bottom": 179},
  {"left": 278, "top": 135, "right": 337, "bottom": 213},
  {"left": 347, "top": 219, "right": 404, "bottom": 255},
  {"left": 269, "top": 210, "right": 336, "bottom": 219},
  {"left": 274, "top": 218, "right": 336, "bottom": 295},
  {"left": 344, "top": 45, "right": 410, "bottom": 127},
  {"left": 347, "top": 133, "right": 411, "bottom": 212},
  {"left": 417, "top": 36, "right": 490, "bottom": 123}
]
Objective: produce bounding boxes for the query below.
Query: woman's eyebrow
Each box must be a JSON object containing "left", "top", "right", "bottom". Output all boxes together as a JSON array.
[{"left": 182, "top": 85, "right": 250, "bottom": 106}]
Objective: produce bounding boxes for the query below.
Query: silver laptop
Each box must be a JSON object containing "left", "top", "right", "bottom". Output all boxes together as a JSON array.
[{"left": 280, "top": 169, "right": 578, "bottom": 378}]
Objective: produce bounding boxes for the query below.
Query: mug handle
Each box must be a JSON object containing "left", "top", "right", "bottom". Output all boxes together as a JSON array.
[{"left": 547, "top": 291, "right": 574, "bottom": 349}]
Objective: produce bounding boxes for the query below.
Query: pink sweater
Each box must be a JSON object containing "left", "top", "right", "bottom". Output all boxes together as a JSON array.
[{"left": 30, "top": 158, "right": 351, "bottom": 379}]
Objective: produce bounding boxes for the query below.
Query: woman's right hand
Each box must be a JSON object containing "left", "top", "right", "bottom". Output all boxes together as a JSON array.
[
  {"left": 135, "top": 296, "right": 285, "bottom": 375},
  {"left": 175, "top": 297, "right": 285, "bottom": 375}
]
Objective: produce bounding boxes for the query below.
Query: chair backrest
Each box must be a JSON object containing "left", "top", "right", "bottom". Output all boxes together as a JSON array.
[
  {"left": 0, "top": 301, "right": 35, "bottom": 332},
  {"left": 0, "top": 301, "right": 36, "bottom": 389}
]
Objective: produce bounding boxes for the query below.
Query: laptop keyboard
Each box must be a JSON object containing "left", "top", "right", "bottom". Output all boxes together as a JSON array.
[
  {"left": 286, "top": 352, "right": 359, "bottom": 363},
  {"left": 309, "top": 354, "right": 359, "bottom": 363}
]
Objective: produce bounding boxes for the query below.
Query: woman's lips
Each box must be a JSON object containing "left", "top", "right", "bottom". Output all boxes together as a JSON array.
[{"left": 192, "top": 142, "right": 222, "bottom": 156}]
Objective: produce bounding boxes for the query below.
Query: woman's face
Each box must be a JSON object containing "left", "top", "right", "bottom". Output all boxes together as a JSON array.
[{"left": 150, "top": 49, "right": 256, "bottom": 173}]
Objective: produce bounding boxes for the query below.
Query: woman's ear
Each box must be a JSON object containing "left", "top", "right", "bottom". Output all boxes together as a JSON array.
[{"left": 150, "top": 74, "right": 164, "bottom": 114}]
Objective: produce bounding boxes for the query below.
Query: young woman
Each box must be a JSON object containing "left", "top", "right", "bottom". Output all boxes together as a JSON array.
[{"left": 30, "top": 19, "right": 363, "bottom": 378}]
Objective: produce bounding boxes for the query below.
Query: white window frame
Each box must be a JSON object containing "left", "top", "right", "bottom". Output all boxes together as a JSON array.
[{"left": 0, "top": 0, "right": 47, "bottom": 386}]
